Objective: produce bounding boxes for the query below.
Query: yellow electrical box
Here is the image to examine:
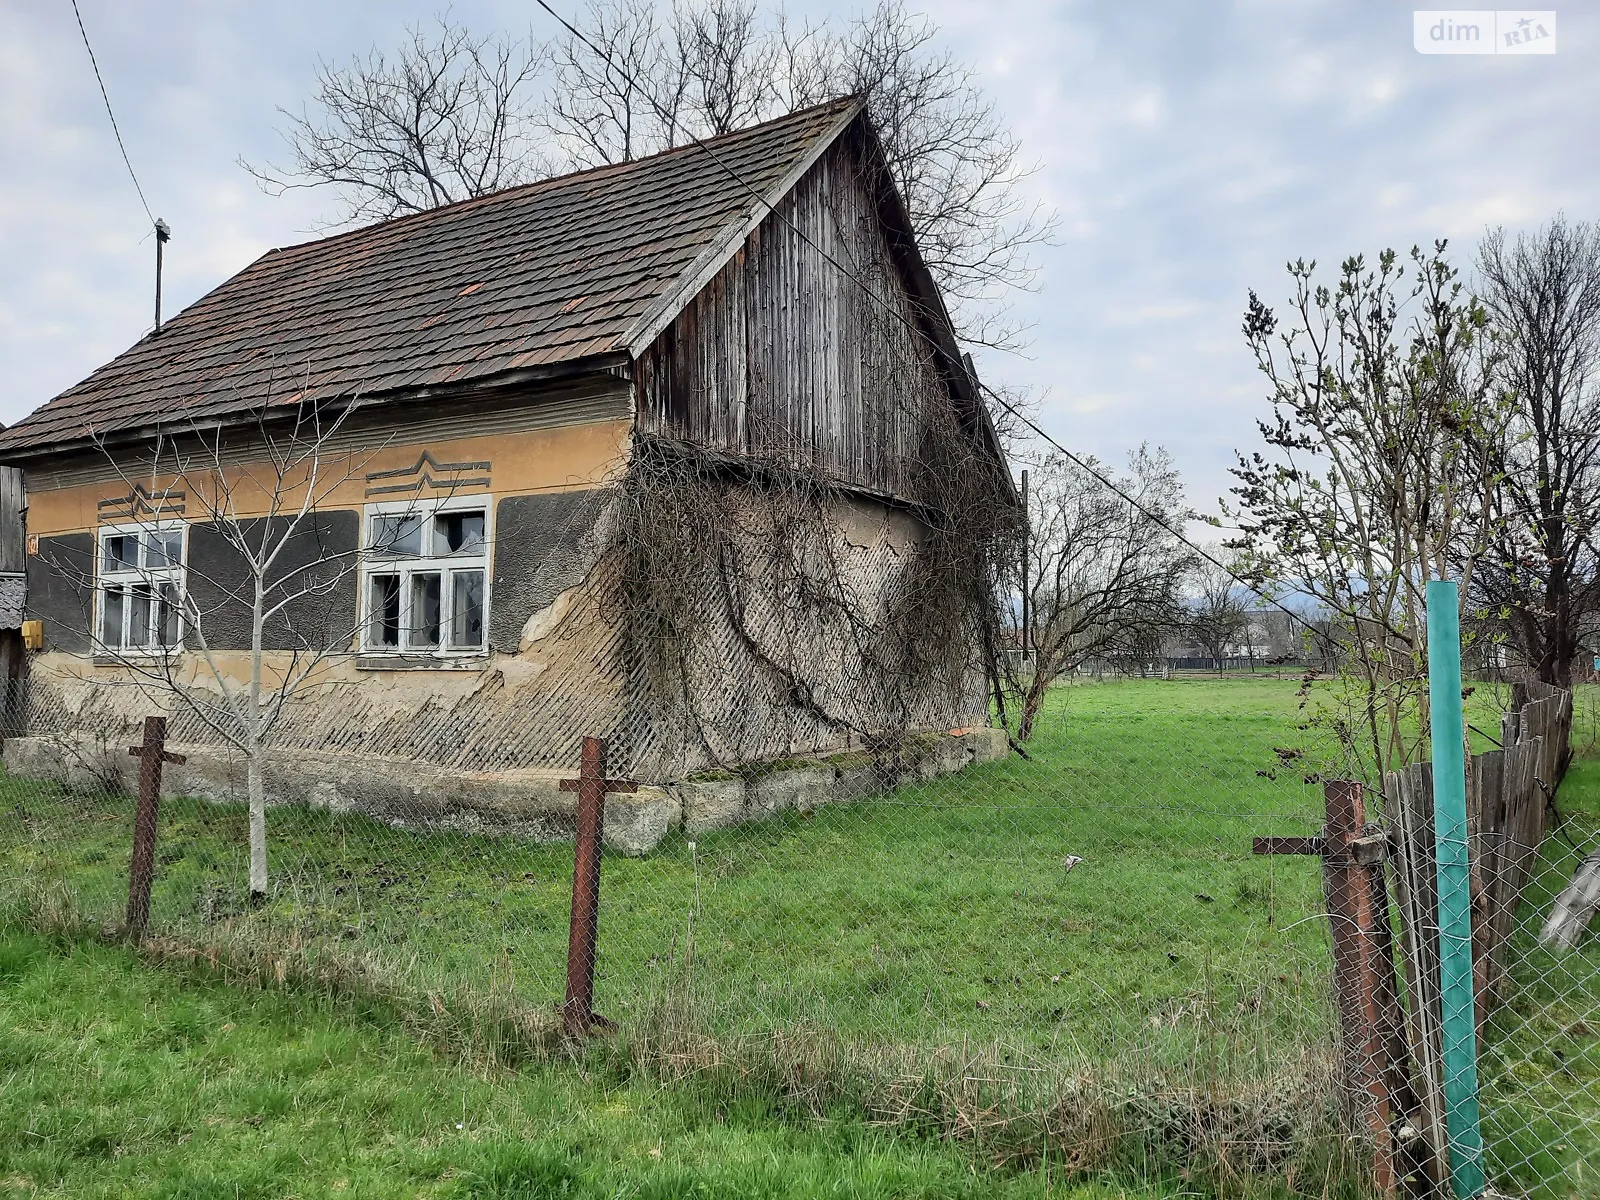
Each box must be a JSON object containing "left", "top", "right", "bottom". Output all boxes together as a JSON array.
[{"left": 21, "top": 620, "right": 43, "bottom": 651}]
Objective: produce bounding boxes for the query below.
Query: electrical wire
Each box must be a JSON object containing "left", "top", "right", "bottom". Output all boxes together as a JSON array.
[
  {"left": 538, "top": 0, "right": 1330, "bottom": 648},
  {"left": 69, "top": 0, "right": 155, "bottom": 228}
]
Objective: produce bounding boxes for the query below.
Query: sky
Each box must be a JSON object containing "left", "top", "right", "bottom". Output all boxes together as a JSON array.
[{"left": 2, "top": 1, "right": 1595, "bottom": 522}]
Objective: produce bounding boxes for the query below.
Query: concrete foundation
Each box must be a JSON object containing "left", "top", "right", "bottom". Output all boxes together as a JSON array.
[{"left": 2, "top": 726, "right": 1007, "bottom": 855}]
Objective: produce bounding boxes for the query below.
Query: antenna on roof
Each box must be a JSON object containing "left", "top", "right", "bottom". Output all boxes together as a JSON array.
[{"left": 153, "top": 219, "right": 171, "bottom": 334}]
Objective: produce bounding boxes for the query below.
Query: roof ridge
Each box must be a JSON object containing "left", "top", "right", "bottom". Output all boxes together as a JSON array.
[{"left": 266, "top": 95, "right": 862, "bottom": 260}]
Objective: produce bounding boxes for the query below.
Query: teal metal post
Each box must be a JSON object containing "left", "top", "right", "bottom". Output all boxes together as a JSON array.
[{"left": 1426, "top": 579, "right": 1486, "bottom": 1198}]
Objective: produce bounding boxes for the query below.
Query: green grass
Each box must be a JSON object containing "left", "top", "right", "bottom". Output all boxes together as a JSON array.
[
  {"left": 1, "top": 680, "right": 1339, "bottom": 1062},
  {"left": 3, "top": 676, "right": 1595, "bottom": 1195},
  {"left": 0, "top": 928, "right": 1162, "bottom": 1199}
]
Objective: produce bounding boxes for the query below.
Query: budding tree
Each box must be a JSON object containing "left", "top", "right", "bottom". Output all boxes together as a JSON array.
[{"left": 1228, "top": 243, "right": 1509, "bottom": 779}]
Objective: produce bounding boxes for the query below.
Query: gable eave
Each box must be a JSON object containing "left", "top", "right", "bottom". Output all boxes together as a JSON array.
[{"left": 620, "top": 96, "right": 868, "bottom": 359}]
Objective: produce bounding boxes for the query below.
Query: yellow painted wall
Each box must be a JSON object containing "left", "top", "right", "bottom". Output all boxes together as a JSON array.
[{"left": 26, "top": 418, "right": 633, "bottom": 537}]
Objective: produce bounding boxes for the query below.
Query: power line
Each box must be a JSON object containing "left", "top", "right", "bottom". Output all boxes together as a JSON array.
[
  {"left": 69, "top": 0, "right": 155, "bottom": 228},
  {"left": 531, "top": 0, "right": 1333, "bottom": 650}
]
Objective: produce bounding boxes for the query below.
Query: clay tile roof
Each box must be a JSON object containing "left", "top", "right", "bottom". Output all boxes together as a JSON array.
[{"left": 0, "top": 98, "right": 859, "bottom": 457}]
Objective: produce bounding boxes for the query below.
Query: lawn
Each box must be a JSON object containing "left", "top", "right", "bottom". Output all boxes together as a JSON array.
[
  {"left": 2, "top": 676, "right": 1596, "bottom": 1196},
  {"left": 0, "top": 928, "right": 1151, "bottom": 1200},
  {"left": 2, "top": 680, "right": 1340, "bottom": 1060}
]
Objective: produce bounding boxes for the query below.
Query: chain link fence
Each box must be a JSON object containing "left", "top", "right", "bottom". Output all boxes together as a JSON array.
[{"left": 1, "top": 664, "right": 1594, "bottom": 1197}]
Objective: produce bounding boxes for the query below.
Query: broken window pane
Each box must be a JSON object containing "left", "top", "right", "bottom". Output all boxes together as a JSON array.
[
  {"left": 450, "top": 570, "right": 484, "bottom": 649},
  {"left": 104, "top": 534, "right": 137, "bottom": 572},
  {"left": 370, "top": 575, "right": 401, "bottom": 649},
  {"left": 127, "top": 585, "right": 153, "bottom": 648},
  {"left": 409, "top": 572, "right": 442, "bottom": 649},
  {"left": 101, "top": 585, "right": 125, "bottom": 648},
  {"left": 372, "top": 513, "right": 423, "bottom": 556},
  {"left": 157, "top": 582, "right": 181, "bottom": 646},
  {"left": 436, "top": 510, "right": 485, "bottom": 555},
  {"left": 147, "top": 531, "right": 183, "bottom": 569}
]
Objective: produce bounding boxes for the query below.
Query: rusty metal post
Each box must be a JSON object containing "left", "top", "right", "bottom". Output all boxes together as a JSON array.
[
  {"left": 563, "top": 737, "right": 605, "bottom": 1036},
  {"left": 1323, "top": 779, "right": 1397, "bottom": 1194},
  {"left": 558, "top": 735, "right": 645, "bottom": 1036},
  {"left": 126, "top": 716, "right": 185, "bottom": 939}
]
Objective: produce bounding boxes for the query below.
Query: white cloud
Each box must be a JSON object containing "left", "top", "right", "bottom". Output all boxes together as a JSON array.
[
  {"left": 1127, "top": 88, "right": 1165, "bottom": 128},
  {"left": 2, "top": 0, "right": 1597, "bottom": 526}
]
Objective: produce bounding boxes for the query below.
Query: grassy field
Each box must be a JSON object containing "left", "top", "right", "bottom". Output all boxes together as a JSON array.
[
  {"left": 2, "top": 677, "right": 1596, "bottom": 1196},
  {"left": 0, "top": 929, "right": 1152, "bottom": 1200},
  {"left": 3, "top": 680, "right": 1338, "bottom": 1057}
]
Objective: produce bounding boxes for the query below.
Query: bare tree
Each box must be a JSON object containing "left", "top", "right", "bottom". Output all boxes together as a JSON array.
[
  {"left": 242, "top": 17, "right": 550, "bottom": 224},
  {"left": 1187, "top": 549, "right": 1252, "bottom": 673},
  {"left": 545, "top": 0, "right": 683, "bottom": 164},
  {"left": 673, "top": 0, "right": 786, "bottom": 135},
  {"left": 544, "top": 0, "right": 1055, "bottom": 348},
  {"left": 1012, "top": 446, "right": 1194, "bottom": 740},
  {"left": 1475, "top": 217, "right": 1600, "bottom": 688},
  {"left": 79, "top": 401, "right": 378, "bottom": 902},
  {"left": 250, "top": 3, "right": 1054, "bottom": 350},
  {"left": 804, "top": 2, "right": 1055, "bottom": 350},
  {"left": 1228, "top": 244, "right": 1509, "bottom": 779}
]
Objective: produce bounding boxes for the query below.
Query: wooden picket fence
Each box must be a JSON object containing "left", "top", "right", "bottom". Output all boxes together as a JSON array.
[
  {"left": 1382, "top": 681, "right": 1572, "bottom": 1193},
  {"left": 1257, "top": 682, "right": 1573, "bottom": 1195}
]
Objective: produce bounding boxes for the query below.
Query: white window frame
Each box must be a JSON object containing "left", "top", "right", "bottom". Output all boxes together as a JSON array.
[
  {"left": 359, "top": 495, "right": 492, "bottom": 658},
  {"left": 94, "top": 520, "right": 187, "bottom": 655}
]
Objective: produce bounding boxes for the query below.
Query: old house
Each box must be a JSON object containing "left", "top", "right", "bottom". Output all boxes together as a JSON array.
[{"left": 0, "top": 98, "right": 1014, "bottom": 852}]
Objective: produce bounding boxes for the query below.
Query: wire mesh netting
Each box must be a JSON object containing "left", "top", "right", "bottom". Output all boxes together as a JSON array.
[{"left": 3, "top": 664, "right": 1595, "bottom": 1198}]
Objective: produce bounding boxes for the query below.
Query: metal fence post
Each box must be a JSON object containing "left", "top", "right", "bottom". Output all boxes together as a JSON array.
[
  {"left": 125, "top": 715, "right": 184, "bottom": 939},
  {"left": 1425, "top": 578, "right": 1486, "bottom": 1199},
  {"left": 559, "top": 736, "right": 636, "bottom": 1037}
]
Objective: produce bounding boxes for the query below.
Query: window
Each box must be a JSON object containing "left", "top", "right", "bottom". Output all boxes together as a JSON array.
[
  {"left": 360, "top": 498, "right": 489, "bottom": 655},
  {"left": 97, "top": 523, "right": 185, "bottom": 652}
]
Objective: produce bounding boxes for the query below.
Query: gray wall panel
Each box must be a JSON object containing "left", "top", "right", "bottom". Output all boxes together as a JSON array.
[
  {"left": 26, "top": 533, "right": 94, "bottom": 653},
  {"left": 490, "top": 490, "right": 606, "bottom": 652},
  {"left": 185, "top": 512, "right": 360, "bottom": 652}
]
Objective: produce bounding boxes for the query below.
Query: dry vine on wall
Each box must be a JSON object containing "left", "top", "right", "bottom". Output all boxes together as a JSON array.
[{"left": 607, "top": 413, "right": 1018, "bottom": 778}]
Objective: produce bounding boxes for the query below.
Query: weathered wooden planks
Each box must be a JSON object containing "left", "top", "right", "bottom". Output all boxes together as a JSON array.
[
  {"left": 634, "top": 133, "right": 950, "bottom": 501},
  {"left": 1540, "top": 852, "right": 1600, "bottom": 951},
  {"left": 1379, "top": 681, "right": 1576, "bottom": 1192}
]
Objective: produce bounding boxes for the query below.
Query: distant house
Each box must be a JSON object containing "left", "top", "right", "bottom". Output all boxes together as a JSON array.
[{"left": 0, "top": 99, "right": 1013, "bottom": 850}]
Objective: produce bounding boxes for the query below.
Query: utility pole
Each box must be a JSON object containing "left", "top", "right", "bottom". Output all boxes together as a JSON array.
[
  {"left": 1020, "top": 468, "right": 1030, "bottom": 661},
  {"left": 153, "top": 218, "right": 171, "bottom": 333}
]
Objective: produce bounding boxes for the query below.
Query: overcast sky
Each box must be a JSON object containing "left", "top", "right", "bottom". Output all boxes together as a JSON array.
[{"left": 2, "top": 1, "right": 1594, "bottom": 518}]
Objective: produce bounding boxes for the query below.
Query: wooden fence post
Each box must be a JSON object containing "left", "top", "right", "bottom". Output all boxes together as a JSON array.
[
  {"left": 1324, "top": 780, "right": 1399, "bottom": 1193},
  {"left": 558, "top": 736, "right": 636, "bottom": 1037},
  {"left": 125, "top": 716, "right": 185, "bottom": 940}
]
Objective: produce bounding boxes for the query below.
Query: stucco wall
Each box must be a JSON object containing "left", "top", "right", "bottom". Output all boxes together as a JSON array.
[{"left": 12, "top": 388, "right": 997, "bottom": 829}]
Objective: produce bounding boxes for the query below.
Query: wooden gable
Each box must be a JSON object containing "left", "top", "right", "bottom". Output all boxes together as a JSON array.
[{"left": 632, "top": 121, "right": 971, "bottom": 502}]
